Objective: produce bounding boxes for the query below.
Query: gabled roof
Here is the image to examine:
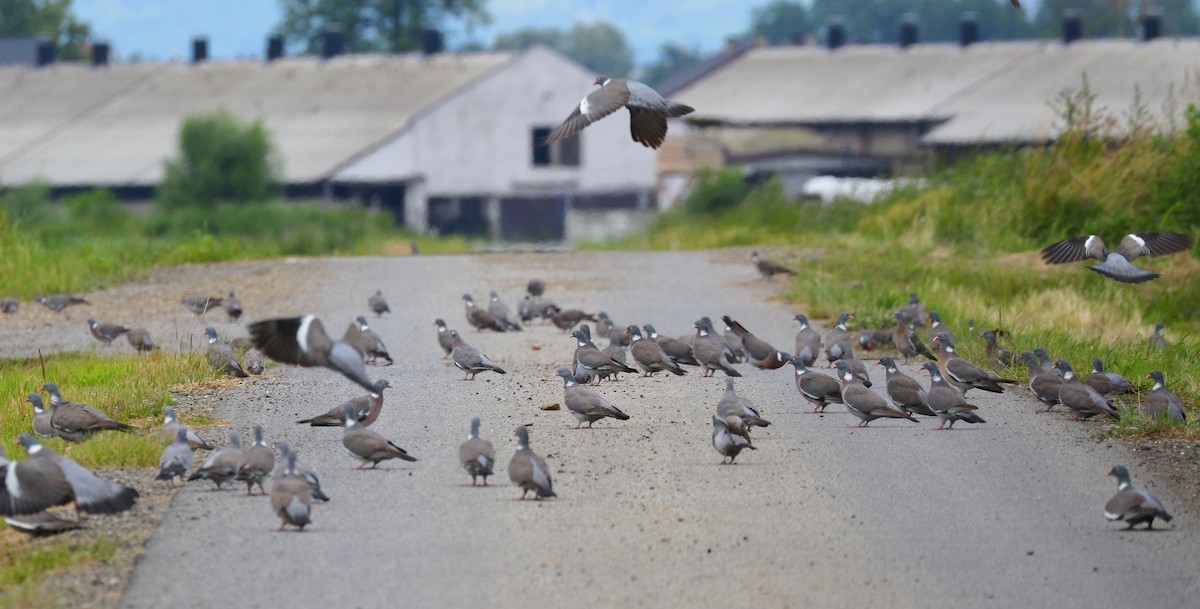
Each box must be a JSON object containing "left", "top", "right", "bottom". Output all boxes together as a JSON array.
[{"left": 0, "top": 51, "right": 515, "bottom": 187}]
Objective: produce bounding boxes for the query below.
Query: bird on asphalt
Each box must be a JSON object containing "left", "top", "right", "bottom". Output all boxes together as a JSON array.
[
  {"left": 919, "top": 362, "right": 986, "bottom": 430},
  {"left": 236, "top": 425, "right": 276, "bottom": 495},
  {"left": 187, "top": 430, "right": 243, "bottom": 490},
  {"left": 643, "top": 324, "right": 699, "bottom": 366},
  {"left": 595, "top": 312, "right": 617, "bottom": 343},
  {"left": 894, "top": 292, "right": 928, "bottom": 327},
  {"left": 527, "top": 279, "right": 546, "bottom": 297},
  {"left": 930, "top": 335, "right": 1014, "bottom": 395},
  {"left": 824, "top": 312, "right": 854, "bottom": 364},
  {"left": 244, "top": 348, "right": 266, "bottom": 375},
  {"left": 833, "top": 360, "right": 917, "bottom": 427},
  {"left": 879, "top": 356, "right": 936, "bottom": 417},
  {"left": 545, "top": 75, "right": 693, "bottom": 149},
  {"left": 156, "top": 427, "right": 194, "bottom": 486},
  {"left": 831, "top": 350, "right": 872, "bottom": 388},
  {"left": 792, "top": 313, "right": 822, "bottom": 367},
  {"left": 554, "top": 368, "right": 630, "bottom": 428},
  {"left": 692, "top": 318, "right": 741, "bottom": 377},
  {"left": 751, "top": 250, "right": 796, "bottom": 280},
  {"left": 87, "top": 319, "right": 128, "bottom": 345},
  {"left": 598, "top": 330, "right": 632, "bottom": 381},
  {"left": 222, "top": 290, "right": 243, "bottom": 321},
  {"left": 508, "top": 426, "right": 555, "bottom": 500},
  {"left": 273, "top": 441, "right": 330, "bottom": 502},
  {"left": 0, "top": 434, "right": 139, "bottom": 517},
  {"left": 1021, "top": 351, "right": 1063, "bottom": 411},
  {"left": 571, "top": 329, "right": 636, "bottom": 384},
  {"left": 981, "top": 330, "right": 1016, "bottom": 371},
  {"left": 518, "top": 295, "right": 538, "bottom": 323},
  {"left": 181, "top": 295, "right": 222, "bottom": 316},
  {"left": 1143, "top": 370, "right": 1187, "bottom": 422},
  {"left": 0, "top": 298, "right": 18, "bottom": 314},
  {"left": 34, "top": 294, "right": 88, "bottom": 312},
  {"left": 855, "top": 327, "right": 894, "bottom": 353},
  {"left": 463, "top": 294, "right": 506, "bottom": 332},
  {"left": 1052, "top": 360, "right": 1119, "bottom": 421},
  {"left": 488, "top": 291, "right": 522, "bottom": 331},
  {"left": 159, "top": 406, "right": 213, "bottom": 449},
  {"left": 928, "top": 311, "right": 956, "bottom": 346},
  {"left": 459, "top": 417, "right": 495, "bottom": 486},
  {"left": 296, "top": 379, "right": 390, "bottom": 427},
  {"left": 1085, "top": 358, "right": 1134, "bottom": 397},
  {"left": 1147, "top": 323, "right": 1167, "bottom": 350},
  {"left": 342, "top": 403, "right": 417, "bottom": 469},
  {"left": 711, "top": 415, "right": 755, "bottom": 465},
  {"left": 41, "top": 382, "right": 132, "bottom": 441},
  {"left": 344, "top": 316, "right": 393, "bottom": 365},
  {"left": 1104, "top": 465, "right": 1172, "bottom": 530},
  {"left": 449, "top": 329, "right": 507, "bottom": 380},
  {"left": 28, "top": 393, "right": 55, "bottom": 438},
  {"left": 548, "top": 306, "right": 598, "bottom": 331},
  {"left": 125, "top": 327, "right": 154, "bottom": 353},
  {"left": 271, "top": 452, "right": 313, "bottom": 532},
  {"left": 368, "top": 290, "right": 391, "bottom": 317},
  {"left": 722, "top": 316, "right": 786, "bottom": 370},
  {"left": 248, "top": 315, "right": 378, "bottom": 393},
  {"left": 1040, "top": 232, "right": 1193, "bottom": 283},
  {"left": 434, "top": 319, "right": 455, "bottom": 359},
  {"left": 716, "top": 378, "right": 771, "bottom": 439},
  {"left": 626, "top": 326, "right": 686, "bottom": 376},
  {"left": 205, "top": 327, "right": 249, "bottom": 378},
  {"left": 892, "top": 314, "right": 937, "bottom": 363},
  {"left": 3, "top": 511, "right": 82, "bottom": 537},
  {"left": 787, "top": 355, "right": 843, "bottom": 413}
]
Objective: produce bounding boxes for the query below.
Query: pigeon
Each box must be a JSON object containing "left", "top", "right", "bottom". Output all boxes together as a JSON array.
[
  {"left": 895, "top": 292, "right": 928, "bottom": 327},
  {"left": 855, "top": 327, "right": 894, "bottom": 352},
  {"left": 488, "top": 291, "right": 522, "bottom": 331},
  {"left": 1040, "top": 232, "right": 1193, "bottom": 283},
  {"left": 981, "top": 330, "right": 1015, "bottom": 370},
  {"left": 271, "top": 452, "right": 313, "bottom": 531},
  {"left": 824, "top": 313, "right": 854, "bottom": 364},
  {"left": 711, "top": 415, "right": 755, "bottom": 464},
  {"left": 344, "top": 316, "right": 393, "bottom": 365},
  {"left": 546, "top": 75, "right": 693, "bottom": 149},
  {"left": 368, "top": 290, "right": 391, "bottom": 317},
  {"left": 831, "top": 351, "right": 872, "bottom": 388},
  {"left": 244, "top": 348, "right": 266, "bottom": 375},
  {"left": 463, "top": 294, "right": 505, "bottom": 332},
  {"left": 571, "top": 329, "right": 636, "bottom": 383},
  {"left": 892, "top": 314, "right": 936, "bottom": 363},
  {"left": 598, "top": 330, "right": 631, "bottom": 381},
  {"left": 787, "top": 355, "right": 842, "bottom": 413},
  {"left": 792, "top": 313, "right": 822, "bottom": 367},
  {"left": 879, "top": 356, "right": 936, "bottom": 417},
  {"left": 508, "top": 426, "right": 555, "bottom": 500},
  {"left": 1032, "top": 348, "right": 1062, "bottom": 377},
  {"left": 27, "top": 393, "right": 55, "bottom": 438},
  {"left": 833, "top": 361, "right": 917, "bottom": 427},
  {"left": 41, "top": 382, "right": 132, "bottom": 441},
  {"left": 87, "top": 319, "right": 128, "bottom": 345},
  {"left": 595, "top": 312, "right": 616, "bottom": 341},
  {"left": 34, "top": 294, "right": 88, "bottom": 311},
  {"left": 715, "top": 378, "right": 771, "bottom": 438},
  {"left": 449, "top": 330, "right": 506, "bottom": 380},
  {"left": 187, "top": 430, "right": 243, "bottom": 489},
  {"left": 222, "top": 290, "right": 243, "bottom": 320},
  {"left": 643, "top": 324, "right": 699, "bottom": 366},
  {"left": 720, "top": 320, "right": 748, "bottom": 364},
  {"left": 1143, "top": 370, "right": 1187, "bottom": 422},
  {"left": 931, "top": 335, "right": 1014, "bottom": 395},
  {"left": 626, "top": 326, "right": 686, "bottom": 376},
  {"left": 458, "top": 417, "right": 495, "bottom": 486},
  {"left": 750, "top": 250, "right": 796, "bottom": 279},
  {"left": 1104, "top": 465, "right": 1172, "bottom": 530},
  {"left": 203, "top": 327, "right": 249, "bottom": 378},
  {"left": 341, "top": 403, "right": 417, "bottom": 469},
  {"left": 0, "top": 434, "right": 139, "bottom": 516},
  {"left": 1086, "top": 358, "right": 1134, "bottom": 396},
  {"left": 0, "top": 298, "right": 18, "bottom": 314},
  {"left": 928, "top": 311, "right": 956, "bottom": 347},
  {"left": 1021, "top": 351, "right": 1063, "bottom": 411},
  {"left": 181, "top": 295, "right": 222, "bottom": 316},
  {"left": 722, "top": 316, "right": 786, "bottom": 370},
  {"left": 434, "top": 319, "right": 455, "bottom": 358},
  {"left": 526, "top": 279, "right": 546, "bottom": 297},
  {"left": 548, "top": 306, "right": 598, "bottom": 331},
  {"left": 1052, "top": 360, "right": 1119, "bottom": 421},
  {"left": 1147, "top": 323, "right": 1167, "bottom": 350},
  {"left": 692, "top": 318, "right": 741, "bottom": 377},
  {"left": 296, "top": 379, "right": 390, "bottom": 427},
  {"left": 125, "top": 327, "right": 154, "bottom": 353},
  {"left": 249, "top": 315, "right": 377, "bottom": 393},
  {"left": 236, "top": 425, "right": 276, "bottom": 495},
  {"left": 3, "top": 511, "right": 82, "bottom": 536},
  {"left": 518, "top": 295, "right": 538, "bottom": 323},
  {"left": 273, "top": 441, "right": 329, "bottom": 502},
  {"left": 919, "top": 362, "right": 986, "bottom": 429},
  {"left": 159, "top": 406, "right": 213, "bottom": 449},
  {"left": 554, "top": 368, "right": 630, "bottom": 428},
  {"left": 156, "top": 427, "right": 194, "bottom": 485}
]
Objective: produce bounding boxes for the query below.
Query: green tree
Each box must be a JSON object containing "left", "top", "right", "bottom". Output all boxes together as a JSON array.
[
  {"left": 494, "top": 21, "right": 634, "bottom": 77},
  {"left": 0, "top": 0, "right": 90, "bottom": 60},
  {"left": 748, "top": 0, "right": 812, "bottom": 44},
  {"left": 1034, "top": 0, "right": 1199, "bottom": 37},
  {"left": 277, "top": 0, "right": 490, "bottom": 54},
  {"left": 638, "top": 43, "right": 704, "bottom": 88},
  {"left": 158, "top": 111, "right": 281, "bottom": 209}
]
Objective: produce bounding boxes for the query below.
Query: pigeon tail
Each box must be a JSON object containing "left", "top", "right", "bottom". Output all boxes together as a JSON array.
[{"left": 666, "top": 101, "right": 695, "bottom": 117}]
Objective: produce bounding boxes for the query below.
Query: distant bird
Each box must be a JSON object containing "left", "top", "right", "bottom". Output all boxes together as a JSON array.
[
  {"left": 1104, "top": 465, "right": 1172, "bottom": 530},
  {"left": 692, "top": 318, "right": 741, "bottom": 377},
  {"left": 249, "top": 315, "right": 378, "bottom": 393},
  {"left": 27, "top": 393, "right": 55, "bottom": 437},
  {"left": 788, "top": 355, "right": 843, "bottom": 413},
  {"left": 1040, "top": 232, "right": 1193, "bottom": 283},
  {"left": 546, "top": 75, "right": 693, "bottom": 149},
  {"left": 554, "top": 368, "right": 630, "bottom": 428},
  {"left": 156, "top": 427, "right": 194, "bottom": 486},
  {"left": 368, "top": 290, "right": 391, "bottom": 317},
  {"left": 930, "top": 335, "right": 1014, "bottom": 395},
  {"left": 892, "top": 314, "right": 936, "bottom": 363},
  {"left": 855, "top": 327, "right": 893, "bottom": 352},
  {"left": 1021, "top": 351, "right": 1063, "bottom": 411},
  {"left": 341, "top": 403, "right": 417, "bottom": 469},
  {"left": 831, "top": 350, "right": 872, "bottom": 388},
  {"left": 1052, "top": 360, "right": 1119, "bottom": 421},
  {"left": 508, "top": 426, "right": 555, "bottom": 500},
  {"left": 244, "top": 348, "right": 266, "bottom": 375},
  {"left": 833, "top": 360, "right": 917, "bottom": 427},
  {"left": 722, "top": 316, "right": 786, "bottom": 370},
  {"left": 1147, "top": 323, "right": 1167, "bottom": 350},
  {"left": 0, "top": 298, "right": 18, "bottom": 314},
  {"left": 711, "top": 415, "right": 755, "bottom": 464},
  {"left": 463, "top": 294, "right": 505, "bottom": 332},
  {"left": 125, "top": 327, "right": 154, "bottom": 353},
  {"left": 187, "top": 430, "right": 243, "bottom": 489},
  {"left": 344, "top": 316, "right": 393, "bottom": 365},
  {"left": 981, "top": 330, "right": 1016, "bottom": 371},
  {"left": 271, "top": 452, "right": 313, "bottom": 531},
  {"left": 927, "top": 311, "right": 955, "bottom": 347},
  {"left": 236, "top": 425, "right": 276, "bottom": 495},
  {"left": 41, "top": 382, "right": 132, "bottom": 441},
  {"left": 595, "top": 312, "right": 616, "bottom": 341},
  {"left": 296, "top": 379, "right": 389, "bottom": 427},
  {"left": 35, "top": 294, "right": 88, "bottom": 311},
  {"left": 792, "top": 313, "right": 822, "bottom": 367},
  {"left": 449, "top": 329, "right": 506, "bottom": 380},
  {"left": 894, "top": 292, "right": 928, "bottom": 327},
  {"left": 526, "top": 279, "right": 546, "bottom": 297},
  {"left": 222, "top": 290, "right": 243, "bottom": 321},
  {"left": 0, "top": 434, "right": 139, "bottom": 516},
  {"left": 1032, "top": 347, "right": 1061, "bottom": 377},
  {"left": 518, "top": 295, "right": 537, "bottom": 323},
  {"left": 598, "top": 330, "right": 631, "bottom": 381},
  {"left": 751, "top": 250, "right": 796, "bottom": 279},
  {"left": 824, "top": 312, "right": 854, "bottom": 364},
  {"left": 919, "top": 362, "right": 986, "bottom": 430},
  {"left": 434, "top": 318, "right": 455, "bottom": 358},
  {"left": 879, "top": 356, "right": 936, "bottom": 417},
  {"left": 87, "top": 319, "right": 128, "bottom": 345},
  {"left": 488, "top": 291, "right": 522, "bottom": 331},
  {"left": 205, "top": 327, "right": 249, "bottom": 378},
  {"left": 1143, "top": 370, "right": 1186, "bottom": 422},
  {"left": 3, "top": 511, "right": 81, "bottom": 537},
  {"left": 273, "top": 441, "right": 329, "bottom": 502},
  {"left": 571, "top": 329, "right": 636, "bottom": 383},
  {"left": 458, "top": 417, "right": 495, "bottom": 486},
  {"left": 181, "top": 295, "right": 222, "bottom": 316},
  {"left": 716, "top": 378, "right": 771, "bottom": 438},
  {"left": 643, "top": 324, "right": 699, "bottom": 366},
  {"left": 548, "top": 306, "right": 598, "bottom": 331},
  {"left": 159, "top": 406, "right": 213, "bottom": 450},
  {"left": 1085, "top": 358, "right": 1134, "bottom": 397},
  {"left": 626, "top": 326, "right": 686, "bottom": 376}
]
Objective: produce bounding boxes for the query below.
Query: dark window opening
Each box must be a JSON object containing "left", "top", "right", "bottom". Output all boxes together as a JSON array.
[
  {"left": 531, "top": 127, "right": 580, "bottom": 167},
  {"left": 428, "top": 196, "right": 489, "bottom": 237}
]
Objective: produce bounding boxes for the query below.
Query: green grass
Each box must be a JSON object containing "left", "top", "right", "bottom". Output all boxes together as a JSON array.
[{"left": 0, "top": 535, "right": 116, "bottom": 607}]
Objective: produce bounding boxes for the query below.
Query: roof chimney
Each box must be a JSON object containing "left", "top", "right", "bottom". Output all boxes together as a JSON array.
[
  {"left": 36, "top": 40, "right": 55, "bottom": 67},
  {"left": 91, "top": 42, "right": 110, "bottom": 66},
  {"left": 421, "top": 28, "right": 443, "bottom": 55},
  {"left": 321, "top": 25, "right": 344, "bottom": 59},
  {"left": 899, "top": 13, "right": 919, "bottom": 49},
  {"left": 266, "top": 35, "right": 284, "bottom": 61},
  {"left": 1141, "top": 10, "right": 1162, "bottom": 42},
  {"left": 959, "top": 12, "right": 979, "bottom": 47},
  {"left": 1062, "top": 9, "right": 1083, "bottom": 44},
  {"left": 826, "top": 17, "right": 845, "bottom": 50},
  {"left": 191, "top": 36, "right": 208, "bottom": 64}
]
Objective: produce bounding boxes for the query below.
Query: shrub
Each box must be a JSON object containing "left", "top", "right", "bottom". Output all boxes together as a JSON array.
[
  {"left": 158, "top": 110, "right": 281, "bottom": 208},
  {"left": 680, "top": 166, "right": 750, "bottom": 215}
]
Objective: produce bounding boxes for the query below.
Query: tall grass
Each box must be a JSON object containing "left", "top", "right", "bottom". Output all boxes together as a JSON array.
[{"left": 0, "top": 535, "right": 116, "bottom": 606}]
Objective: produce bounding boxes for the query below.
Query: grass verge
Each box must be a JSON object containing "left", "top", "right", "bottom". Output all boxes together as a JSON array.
[{"left": 0, "top": 535, "right": 116, "bottom": 608}]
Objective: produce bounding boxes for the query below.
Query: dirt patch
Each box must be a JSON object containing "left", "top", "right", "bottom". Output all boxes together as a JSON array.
[{"left": 1126, "top": 439, "right": 1200, "bottom": 521}]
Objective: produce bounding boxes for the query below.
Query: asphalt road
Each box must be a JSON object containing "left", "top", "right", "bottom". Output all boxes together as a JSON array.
[{"left": 114, "top": 250, "right": 1197, "bottom": 608}]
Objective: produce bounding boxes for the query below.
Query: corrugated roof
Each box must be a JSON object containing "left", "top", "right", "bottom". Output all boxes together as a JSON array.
[{"left": 0, "top": 52, "right": 515, "bottom": 187}]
